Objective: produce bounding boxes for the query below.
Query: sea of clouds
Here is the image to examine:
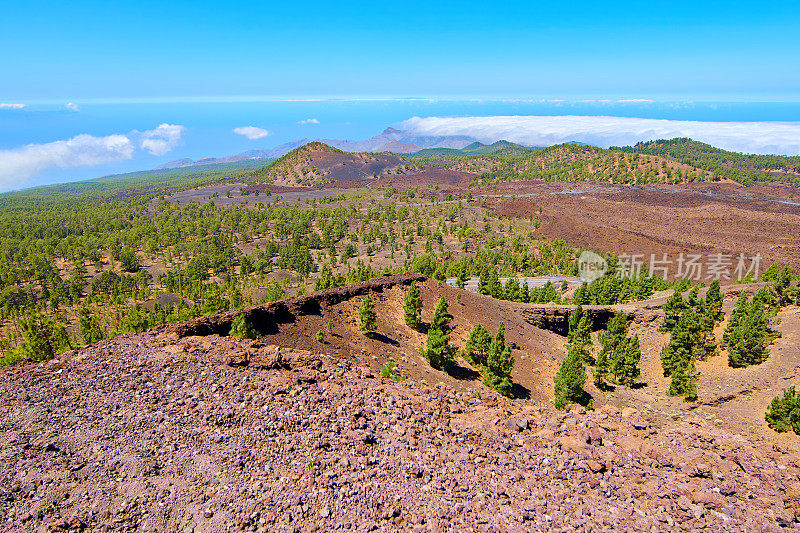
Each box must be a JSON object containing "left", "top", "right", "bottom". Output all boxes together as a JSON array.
[{"left": 398, "top": 115, "right": 800, "bottom": 155}]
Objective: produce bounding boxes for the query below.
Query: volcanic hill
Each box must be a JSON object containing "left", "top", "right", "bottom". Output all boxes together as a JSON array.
[{"left": 248, "top": 142, "right": 412, "bottom": 187}]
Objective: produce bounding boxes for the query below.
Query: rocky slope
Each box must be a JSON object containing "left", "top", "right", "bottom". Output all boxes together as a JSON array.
[{"left": 2, "top": 324, "right": 800, "bottom": 532}]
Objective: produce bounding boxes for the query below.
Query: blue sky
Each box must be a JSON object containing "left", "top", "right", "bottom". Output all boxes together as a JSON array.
[
  {"left": 2, "top": 1, "right": 800, "bottom": 191},
  {"left": 2, "top": 0, "right": 799, "bottom": 101}
]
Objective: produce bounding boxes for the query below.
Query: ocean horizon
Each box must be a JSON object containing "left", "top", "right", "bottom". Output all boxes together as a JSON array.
[{"left": 3, "top": 98, "right": 800, "bottom": 190}]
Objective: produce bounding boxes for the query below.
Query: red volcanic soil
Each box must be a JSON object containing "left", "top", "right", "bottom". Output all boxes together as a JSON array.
[
  {"left": 320, "top": 178, "right": 371, "bottom": 189},
  {"left": 4, "top": 274, "right": 800, "bottom": 530},
  {"left": 241, "top": 184, "right": 313, "bottom": 194},
  {"left": 387, "top": 168, "right": 477, "bottom": 187},
  {"left": 481, "top": 180, "right": 800, "bottom": 271},
  {"left": 325, "top": 168, "right": 478, "bottom": 190},
  {"left": 308, "top": 152, "right": 405, "bottom": 182}
]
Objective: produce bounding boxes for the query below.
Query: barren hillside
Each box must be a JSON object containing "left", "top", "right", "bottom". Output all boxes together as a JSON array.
[
  {"left": 249, "top": 143, "right": 411, "bottom": 187},
  {"left": 5, "top": 274, "right": 800, "bottom": 530}
]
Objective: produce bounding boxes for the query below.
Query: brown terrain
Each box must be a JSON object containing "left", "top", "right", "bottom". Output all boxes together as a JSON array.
[
  {"left": 256, "top": 143, "right": 413, "bottom": 187},
  {"left": 4, "top": 274, "right": 800, "bottom": 531},
  {"left": 19, "top": 143, "right": 800, "bottom": 531},
  {"left": 484, "top": 181, "right": 800, "bottom": 270},
  {"left": 158, "top": 168, "right": 800, "bottom": 272}
]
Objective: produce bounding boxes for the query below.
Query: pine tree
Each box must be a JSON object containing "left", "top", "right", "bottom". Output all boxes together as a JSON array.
[
  {"left": 504, "top": 278, "right": 520, "bottom": 302},
  {"left": 572, "top": 283, "right": 589, "bottom": 305},
  {"left": 667, "top": 353, "right": 697, "bottom": 401},
  {"left": 686, "top": 285, "right": 702, "bottom": 313},
  {"left": 567, "top": 305, "right": 594, "bottom": 364},
  {"left": 723, "top": 294, "right": 749, "bottom": 347},
  {"left": 456, "top": 265, "right": 468, "bottom": 289},
  {"left": 17, "top": 313, "right": 56, "bottom": 362},
  {"left": 595, "top": 312, "right": 627, "bottom": 384},
  {"left": 728, "top": 304, "right": 769, "bottom": 367},
  {"left": 79, "top": 309, "right": 104, "bottom": 345},
  {"left": 765, "top": 386, "right": 800, "bottom": 433},
  {"left": 403, "top": 281, "right": 423, "bottom": 329},
  {"left": 554, "top": 343, "right": 588, "bottom": 410},
  {"left": 541, "top": 281, "right": 559, "bottom": 304},
  {"left": 53, "top": 322, "right": 72, "bottom": 351},
  {"left": 230, "top": 314, "right": 257, "bottom": 339},
  {"left": 479, "top": 268, "right": 501, "bottom": 298},
  {"left": 661, "top": 285, "right": 688, "bottom": 332},
  {"left": 483, "top": 323, "right": 515, "bottom": 397},
  {"left": 359, "top": 295, "right": 377, "bottom": 336},
  {"left": 661, "top": 309, "right": 701, "bottom": 377},
  {"left": 773, "top": 265, "right": 794, "bottom": 306},
  {"left": 615, "top": 334, "right": 642, "bottom": 387},
  {"left": 464, "top": 324, "right": 491, "bottom": 367},
  {"left": 519, "top": 282, "right": 530, "bottom": 303},
  {"left": 705, "top": 280, "right": 724, "bottom": 322},
  {"left": 661, "top": 308, "right": 703, "bottom": 400},
  {"left": 422, "top": 297, "right": 454, "bottom": 371}
]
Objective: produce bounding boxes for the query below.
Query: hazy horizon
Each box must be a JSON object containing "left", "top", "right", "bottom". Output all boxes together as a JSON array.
[{"left": 3, "top": 0, "right": 800, "bottom": 191}]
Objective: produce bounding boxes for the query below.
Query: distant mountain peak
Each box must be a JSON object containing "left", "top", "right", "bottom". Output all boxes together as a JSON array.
[{"left": 463, "top": 141, "right": 487, "bottom": 150}]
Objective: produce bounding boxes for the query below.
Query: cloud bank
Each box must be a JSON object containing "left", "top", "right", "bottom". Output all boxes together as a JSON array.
[
  {"left": 138, "top": 123, "right": 185, "bottom": 156},
  {"left": 233, "top": 126, "right": 270, "bottom": 140},
  {"left": 0, "top": 134, "right": 134, "bottom": 191},
  {"left": 0, "top": 123, "right": 185, "bottom": 191},
  {"left": 398, "top": 115, "right": 800, "bottom": 155},
  {"left": 297, "top": 118, "right": 320, "bottom": 125},
  {"left": 0, "top": 103, "right": 26, "bottom": 110}
]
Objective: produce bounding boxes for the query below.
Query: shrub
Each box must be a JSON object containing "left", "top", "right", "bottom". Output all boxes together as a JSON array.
[
  {"left": 379, "top": 361, "right": 406, "bottom": 382},
  {"left": 1, "top": 314, "right": 57, "bottom": 367},
  {"left": 230, "top": 314, "right": 257, "bottom": 339}
]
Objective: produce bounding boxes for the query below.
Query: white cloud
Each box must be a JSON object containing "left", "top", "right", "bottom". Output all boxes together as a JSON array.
[
  {"left": 138, "top": 123, "right": 185, "bottom": 156},
  {"left": 233, "top": 126, "right": 271, "bottom": 140},
  {"left": 0, "top": 123, "right": 186, "bottom": 191},
  {"left": 0, "top": 103, "right": 26, "bottom": 110},
  {"left": 0, "top": 134, "right": 134, "bottom": 191},
  {"left": 65, "top": 102, "right": 80, "bottom": 111},
  {"left": 297, "top": 118, "right": 320, "bottom": 125},
  {"left": 398, "top": 115, "right": 800, "bottom": 155}
]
